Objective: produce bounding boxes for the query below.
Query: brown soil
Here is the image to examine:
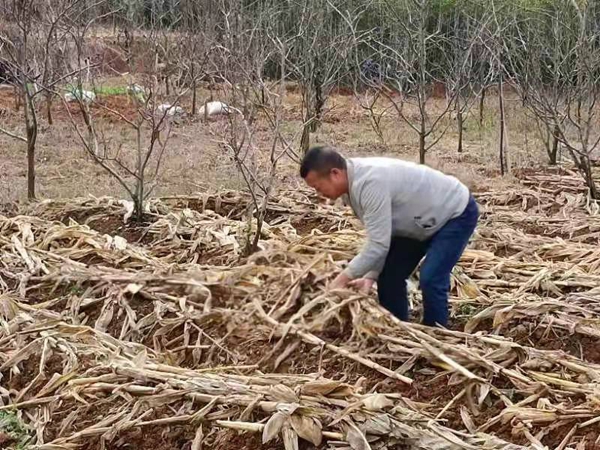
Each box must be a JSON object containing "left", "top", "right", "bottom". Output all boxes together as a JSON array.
[
  {"left": 86, "top": 214, "right": 155, "bottom": 244},
  {"left": 290, "top": 216, "right": 341, "bottom": 236},
  {"left": 175, "top": 196, "right": 248, "bottom": 219},
  {"left": 0, "top": 432, "right": 14, "bottom": 447},
  {"left": 50, "top": 94, "right": 140, "bottom": 124},
  {"left": 209, "top": 429, "right": 303, "bottom": 450},
  {"left": 5, "top": 353, "right": 66, "bottom": 394},
  {"left": 462, "top": 319, "right": 600, "bottom": 365},
  {"left": 81, "top": 423, "right": 198, "bottom": 450},
  {"left": 519, "top": 326, "right": 600, "bottom": 364},
  {"left": 44, "top": 397, "right": 128, "bottom": 443}
]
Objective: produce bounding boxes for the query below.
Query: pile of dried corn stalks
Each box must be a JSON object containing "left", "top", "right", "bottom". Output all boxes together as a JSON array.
[{"left": 1, "top": 170, "right": 600, "bottom": 449}]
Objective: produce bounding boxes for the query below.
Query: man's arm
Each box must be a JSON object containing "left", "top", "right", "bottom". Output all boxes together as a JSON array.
[{"left": 343, "top": 180, "right": 392, "bottom": 280}]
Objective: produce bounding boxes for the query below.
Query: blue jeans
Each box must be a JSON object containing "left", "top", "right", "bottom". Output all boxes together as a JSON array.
[{"left": 377, "top": 196, "right": 479, "bottom": 327}]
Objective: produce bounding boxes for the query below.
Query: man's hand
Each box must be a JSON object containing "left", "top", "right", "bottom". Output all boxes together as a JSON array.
[
  {"left": 329, "top": 272, "right": 351, "bottom": 290},
  {"left": 348, "top": 278, "right": 375, "bottom": 293}
]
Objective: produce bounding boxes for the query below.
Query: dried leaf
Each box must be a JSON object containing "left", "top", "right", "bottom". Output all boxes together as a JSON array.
[
  {"left": 300, "top": 380, "right": 343, "bottom": 396},
  {"left": 262, "top": 411, "right": 287, "bottom": 443},
  {"left": 191, "top": 425, "right": 203, "bottom": 450},
  {"left": 132, "top": 349, "right": 147, "bottom": 368},
  {"left": 0, "top": 295, "right": 19, "bottom": 320},
  {"left": 113, "top": 236, "right": 128, "bottom": 250},
  {"left": 362, "top": 394, "right": 393, "bottom": 412},
  {"left": 362, "top": 414, "right": 391, "bottom": 435},
  {"left": 125, "top": 283, "right": 143, "bottom": 295},
  {"left": 346, "top": 424, "right": 371, "bottom": 450},
  {"left": 477, "top": 383, "right": 490, "bottom": 406},
  {"left": 269, "top": 384, "right": 298, "bottom": 402},
  {"left": 290, "top": 414, "right": 322, "bottom": 446},
  {"left": 460, "top": 406, "right": 477, "bottom": 434},
  {"left": 94, "top": 300, "right": 115, "bottom": 332},
  {"left": 282, "top": 424, "right": 299, "bottom": 450}
]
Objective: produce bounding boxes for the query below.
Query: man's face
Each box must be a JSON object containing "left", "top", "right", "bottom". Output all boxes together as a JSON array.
[{"left": 304, "top": 169, "right": 346, "bottom": 200}]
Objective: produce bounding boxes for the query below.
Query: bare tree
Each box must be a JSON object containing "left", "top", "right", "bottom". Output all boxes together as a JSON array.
[
  {"left": 177, "top": 31, "right": 211, "bottom": 116},
  {"left": 532, "top": 115, "right": 562, "bottom": 165},
  {"left": 60, "top": 15, "right": 194, "bottom": 222},
  {"left": 446, "top": 4, "right": 495, "bottom": 154},
  {"left": 505, "top": 0, "right": 600, "bottom": 196},
  {"left": 63, "top": 84, "right": 187, "bottom": 222},
  {"left": 201, "top": 0, "right": 303, "bottom": 254},
  {"left": 497, "top": 67, "right": 509, "bottom": 175},
  {"left": 0, "top": 1, "right": 43, "bottom": 200},
  {"left": 472, "top": 1, "right": 513, "bottom": 175},
  {"left": 353, "top": 87, "right": 390, "bottom": 147},
  {"left": 0, "top": 0, "right": 116, "bottom": 201},
  {"left": 278, "top": 0, "right": 356, "bottom": 154},
  {"left": 352, "top": 0, "right": 466, "bottom": 164}
]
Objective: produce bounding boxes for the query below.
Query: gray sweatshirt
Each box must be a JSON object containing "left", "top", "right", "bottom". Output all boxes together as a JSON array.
[{"left": 341, "top": 157, "right": 470, "bottom": 280}]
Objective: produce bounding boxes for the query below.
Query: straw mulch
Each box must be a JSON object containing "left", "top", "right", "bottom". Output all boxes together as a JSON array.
[{"left": 1, "top": 167, "right": 600, "bottom": 450}]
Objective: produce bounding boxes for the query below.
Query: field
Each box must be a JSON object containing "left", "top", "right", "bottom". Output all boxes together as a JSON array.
[{"left": 2, "top": 76, "right": 600, "bottom": 450}]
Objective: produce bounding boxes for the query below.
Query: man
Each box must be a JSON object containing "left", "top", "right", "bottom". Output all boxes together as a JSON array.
[{"left": 300, "top": 145, "right": 479, "bottom": 327}]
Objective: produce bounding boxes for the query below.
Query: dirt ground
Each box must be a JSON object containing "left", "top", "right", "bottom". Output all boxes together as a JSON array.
[
  {"left": 0, "top": 77, "right": 546, "bottom": 207},
  {"left": 3, "top": 68, "right": 600, "bottom": 450}
]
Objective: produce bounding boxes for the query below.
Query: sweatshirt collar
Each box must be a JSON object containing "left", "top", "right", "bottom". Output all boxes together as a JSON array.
[
  {"left": 342, "top": 158, "right": 355, "bottom": 207},
  {"left": 345, "top": 158, "right": 355, "bottom": 193}
]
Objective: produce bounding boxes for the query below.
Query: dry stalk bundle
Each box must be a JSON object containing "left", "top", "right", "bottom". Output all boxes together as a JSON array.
[{"left": 2, "top": 171, "right": 600, "bottom": 449}]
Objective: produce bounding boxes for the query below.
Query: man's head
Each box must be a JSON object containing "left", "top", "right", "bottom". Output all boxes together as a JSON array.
[{"left": 300, "top": 145, "right": 348, "bottom": 200}]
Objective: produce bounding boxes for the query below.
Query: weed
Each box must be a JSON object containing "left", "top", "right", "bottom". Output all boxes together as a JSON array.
[
  {"left": 68, "top": 284, "right": 84, "bottom": 295},
  {"left": 0, "top": 410, "right": 31, "bottom": 450},
  {"left": 455, "top": 302, "right": 478, "bottom": 317},
  {"left": 64, "top": 84, "right": 128, "bottom": 96},
  {"left": 93, "top": 85, "right": 128, "bottom": 96}
]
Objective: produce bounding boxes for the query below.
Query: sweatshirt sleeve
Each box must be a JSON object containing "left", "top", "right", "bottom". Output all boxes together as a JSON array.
[{"left": 343, "top": 180, "right": 392, "bottom": 279}]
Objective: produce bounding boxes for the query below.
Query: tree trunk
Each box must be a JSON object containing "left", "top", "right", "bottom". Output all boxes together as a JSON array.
[
  {"left": 80, "top": 104, "right": 97, "bottom": 157},
  {"left": 300, "top": 123, "right": 310, "bottom": 155},
  {"left": 498, "top": 74, "right": 507, "bottom": 176},
  {"left": 419, "top": 131, "right": 426, "bottom": 164},
  {"left": 479, "top": 86, "right": 486, "bottom": 127},
  {"left": 191, "top": 75, "right": 197, "bottom": 116},
  {"left": 46, "top": 92, "right": 53, "bottom": 125},
  {"left": 312, "top": 84, "right": 324, "bottom": 132},
  {"left": 135, "top": 127, "right": 144, "bottom": 222},
  {"left": 579, "top": 155, "right": 598, "bottom": 200},
  {"left": 585, "top": 164, "right": 598, "bottom": 200},
  {"left": 308, "top": 101, "right": 318, "bottom": 133},
  {"left": 549, "top": 124, "right": 559, "bottom": 165},
  {"left": 24, "top": 91, "right": 37, "bottom": 200},
  {"left": 567, "top": 147, "right": 599, "bottom": 199},
  {"left": 14, "top": 85, "right": 21, "bottom": 111},
  {"left": 456, "top": 97, "right": 463, "bottom": 153},
  {"left": 309, "top": 66, "right": 324, "bottom": 133},
  {"left": 457, "top": 111, "right": 464, "bottom": 153}
]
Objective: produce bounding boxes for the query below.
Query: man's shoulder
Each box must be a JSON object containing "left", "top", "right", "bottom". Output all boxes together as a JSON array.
[
  {"left": 348, "top": 156, "right": 417, "bottom": 170},
  {"left": 348, "top": 156, "right": 420, "bottom": 181}
]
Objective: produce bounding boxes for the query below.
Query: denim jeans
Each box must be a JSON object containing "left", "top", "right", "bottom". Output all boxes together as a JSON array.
[{"left": 377, "top": 195, "right": 479, "bottom": 327}]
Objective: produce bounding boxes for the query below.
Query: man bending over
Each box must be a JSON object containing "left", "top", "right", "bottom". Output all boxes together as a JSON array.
[{"left": 300, "top": 145, "right": 479, "bottom": 327}]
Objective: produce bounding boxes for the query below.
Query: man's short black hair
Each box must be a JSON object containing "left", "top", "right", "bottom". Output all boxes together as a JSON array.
[{"left": 300, "top": 145, "right": 347, "bottom": 178}]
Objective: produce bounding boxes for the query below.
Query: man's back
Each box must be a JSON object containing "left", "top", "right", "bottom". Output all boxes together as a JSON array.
[{"left": 345, "top": 157, "right": 470, "bottom": 241}]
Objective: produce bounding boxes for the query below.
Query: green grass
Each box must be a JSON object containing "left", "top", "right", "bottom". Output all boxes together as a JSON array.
[
  {"left": 455, "top": 302, "right": 478, "bottom": 317},
  {"left": 68, "top": 284, "right": 84, "bottom": 295},
  {"left": 93, "top": 86, "right": 128, "bottom": 96},
  {"left": 0, "top": 410, "right": 32, "bottom": 450},
  {"left": 64, "top": 84, "right": 129, "bottom": 96}
]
